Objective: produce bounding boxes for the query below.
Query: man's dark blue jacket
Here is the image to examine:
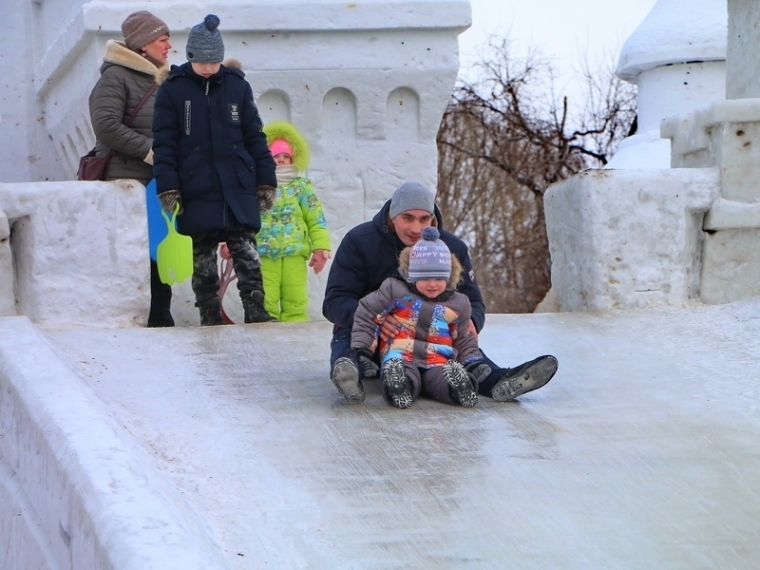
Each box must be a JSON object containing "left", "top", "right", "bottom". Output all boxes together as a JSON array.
[{"left": 322, "top": 199, "right": 486, "bottom": 332}]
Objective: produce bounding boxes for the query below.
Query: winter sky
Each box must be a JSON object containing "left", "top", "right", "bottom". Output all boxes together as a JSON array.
[{"left": 459, "top": 0, "right": 659, "bottom": 97}]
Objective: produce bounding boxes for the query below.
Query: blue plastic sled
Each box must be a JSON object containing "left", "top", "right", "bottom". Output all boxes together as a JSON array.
[{"left": 146, "top": 179, "right": 170, "bottom": 261}]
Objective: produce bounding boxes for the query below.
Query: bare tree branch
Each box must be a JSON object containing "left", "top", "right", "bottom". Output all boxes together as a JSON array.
[{"left": 437, "top": 38, "right": 636, "bottom": 313}]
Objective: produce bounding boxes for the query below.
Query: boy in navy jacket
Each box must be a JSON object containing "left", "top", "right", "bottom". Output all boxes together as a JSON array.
[{"left": 153, "top": 14, "right": 276, "bottom": 325}]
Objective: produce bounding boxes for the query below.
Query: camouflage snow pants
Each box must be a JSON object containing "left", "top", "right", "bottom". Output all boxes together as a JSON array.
[{"left": 191, "top": 229, "right": 265, "bottom": 305}]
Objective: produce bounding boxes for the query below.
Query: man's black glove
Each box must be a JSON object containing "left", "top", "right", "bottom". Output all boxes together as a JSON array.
[
  {"left": 465, "top": 361, "right": 492, "bottom": 384},
  {"left": 353, "top": 347, "right": 379, "bottom": 378},
  {"left": 257, "top": 184, "right": 276, "bottom": 212}
]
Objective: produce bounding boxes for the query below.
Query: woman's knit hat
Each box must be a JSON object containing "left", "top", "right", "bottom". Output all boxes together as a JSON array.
[
  {"left": 186, "top": 14, "right": 225, "bottom": 63},
  {"left": 121, "top": 11, "right": 169, "bottom": 51},
  {"left": 263, "top": 121, "right": 311, "bottom": 172},
  {"left": 408, "top": 227, "right": 452, "bottom": 283}
]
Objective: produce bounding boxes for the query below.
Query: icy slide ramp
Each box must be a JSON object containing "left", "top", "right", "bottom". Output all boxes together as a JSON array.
[{"left": 2, "top": 302, "right": 760, "bottom": 569}]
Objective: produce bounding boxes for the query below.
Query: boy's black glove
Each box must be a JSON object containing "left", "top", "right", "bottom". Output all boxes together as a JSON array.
[
  {"left": 353, "top": 347, "right": 379, "bottom": 378},
  {"left": 257, "top": 184, "right": 276, "bottom": 212},
  {"left": 158, "top": 189, "right": 182, "bottom": 214},
  {"left": 465, "top": 361, "right": 492, "bottom": 384}
]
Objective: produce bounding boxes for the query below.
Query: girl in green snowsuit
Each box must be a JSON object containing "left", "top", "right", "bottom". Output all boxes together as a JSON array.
[{"left": 258, "top": 122, "right": 331, "bottom": 321}]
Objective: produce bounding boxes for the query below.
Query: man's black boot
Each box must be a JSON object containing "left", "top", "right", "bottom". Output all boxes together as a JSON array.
[{"left": 491, "top": 355, "right": 558, "bottom": 402}]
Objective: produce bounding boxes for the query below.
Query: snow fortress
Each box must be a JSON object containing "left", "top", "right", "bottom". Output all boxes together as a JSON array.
[{"left": 545, "top": 0, "right": 760, "bottom": 310}]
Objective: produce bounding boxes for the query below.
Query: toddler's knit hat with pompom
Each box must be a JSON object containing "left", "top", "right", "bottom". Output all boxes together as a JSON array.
[
  {"left": 408, "top": 227, "right": 452, "bottom": 283},
  {"left": 186, "top": 14, "right": 224, "bottom": 63}
]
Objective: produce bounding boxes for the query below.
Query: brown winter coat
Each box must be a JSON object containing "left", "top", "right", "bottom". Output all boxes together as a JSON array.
[{"left": 88, "top": 40, "right": 168, "bottom": 183}]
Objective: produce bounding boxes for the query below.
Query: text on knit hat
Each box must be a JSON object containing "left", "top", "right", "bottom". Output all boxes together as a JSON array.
[{"left": 407, "top": 227, "right": 452, "bottom": 283}]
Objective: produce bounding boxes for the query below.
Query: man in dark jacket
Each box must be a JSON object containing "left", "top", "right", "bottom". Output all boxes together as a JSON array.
[
  {"left": 153, "top": 14, "right": 276, "bottom": 325},
  {"left": 322, "top": 181, "right": 558, "bottom": 404}
]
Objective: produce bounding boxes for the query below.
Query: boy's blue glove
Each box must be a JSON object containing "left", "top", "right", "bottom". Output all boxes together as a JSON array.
[
  {"left": 353, "top": 347, "right": 379, "bottom": 378},
  {"left": 257, "top": 185, "right": 276, "bottom": 212}
]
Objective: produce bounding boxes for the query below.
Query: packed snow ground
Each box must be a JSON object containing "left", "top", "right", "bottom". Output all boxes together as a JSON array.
[{"left": 3, "top": 297, "right": 760, "bottom": 568}]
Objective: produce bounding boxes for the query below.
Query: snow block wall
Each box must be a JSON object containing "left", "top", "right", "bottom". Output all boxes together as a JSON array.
[
  {"left": 0, "top": 181, "right": 148, "bottom": 327},
  {"left": 544, "top": 168, "right": 721, "bottom": 312},
  {"left": 662, "top": 99, "right": 760, "bottom": 304},
  {"left": 0, "top": 0, "right": 470, "bottom": 324},
  {"left": 547, "top": 0, "right": 760, "bottom": 310},
  {"left": 0, "top": 317, "right": 230, "bottom": 569},
  {"left": 725, "top": 0, "right": 760, "bottom": 99},
  {"left": 544, "top": 6, "right": 729, "bottom": 312},
  {"left": 657, "top": 0, "right": 760, "bottom": 305}
]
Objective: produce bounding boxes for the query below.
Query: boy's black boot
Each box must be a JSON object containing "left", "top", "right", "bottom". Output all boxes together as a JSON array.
[
  {"left": 443, "top": 360, "right": 478, "bottom": 408},
  {"left": 242, "top": 291, "right": 276, "bottom": 323},
  {"left": 197, "top": 297, "right": 225, "bottom": 326},
  {"left": 382, "top": 358, "right": 413, "bottom": 409}
]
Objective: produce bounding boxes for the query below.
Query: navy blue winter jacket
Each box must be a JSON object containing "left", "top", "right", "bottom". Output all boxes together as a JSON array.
[
  {"left": 152, "top": 61, "right": 276, "bottom": 235},
  {"left": 322, "top": 199, "right": 486, "bottom": 332}
]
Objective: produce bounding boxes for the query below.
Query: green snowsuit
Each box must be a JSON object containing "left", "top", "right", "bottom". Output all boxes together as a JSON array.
[{"left": 257, "top": 175, "right": 330, "bottom": 321}]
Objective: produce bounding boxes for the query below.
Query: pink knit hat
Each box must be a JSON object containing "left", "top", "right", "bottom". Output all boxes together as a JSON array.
[{"left": 269, "top": 139, "right": 293, "bottom": 158}]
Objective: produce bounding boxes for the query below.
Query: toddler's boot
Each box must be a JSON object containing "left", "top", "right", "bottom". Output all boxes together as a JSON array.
[
  {"left": 198, "top": 297, "right": 225, "bottom": 326},
  {"left": 444, "top": 360, "right": 478, "bottom": 408},
  {"left": 242, "top": 291, "right": 277, "bottom": 323},
  {"left": 382, "top": 358, "right": 413, "bottom": 409}
]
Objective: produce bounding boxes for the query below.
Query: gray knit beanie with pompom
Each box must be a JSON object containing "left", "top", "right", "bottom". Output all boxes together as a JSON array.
[{"left": 186, "top": 14, "right": 224, "bottom": 63}]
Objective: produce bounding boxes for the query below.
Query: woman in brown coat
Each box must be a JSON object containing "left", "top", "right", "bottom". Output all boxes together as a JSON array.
[{"left": 88, "top": 11, "right": 174, "bottom": 327}]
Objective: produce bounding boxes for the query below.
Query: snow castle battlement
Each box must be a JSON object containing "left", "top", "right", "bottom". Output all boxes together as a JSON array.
[{"left": 546, "top": 0, "right": 760, "bottom": 311}]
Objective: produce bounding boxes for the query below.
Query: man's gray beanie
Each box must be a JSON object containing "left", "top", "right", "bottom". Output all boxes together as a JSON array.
[
  {"left": 186, "top": 14, "right": 224, "bottom": 63},
  {"left": 389, "top": 181, "right": 435, "bottom": 219}
]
